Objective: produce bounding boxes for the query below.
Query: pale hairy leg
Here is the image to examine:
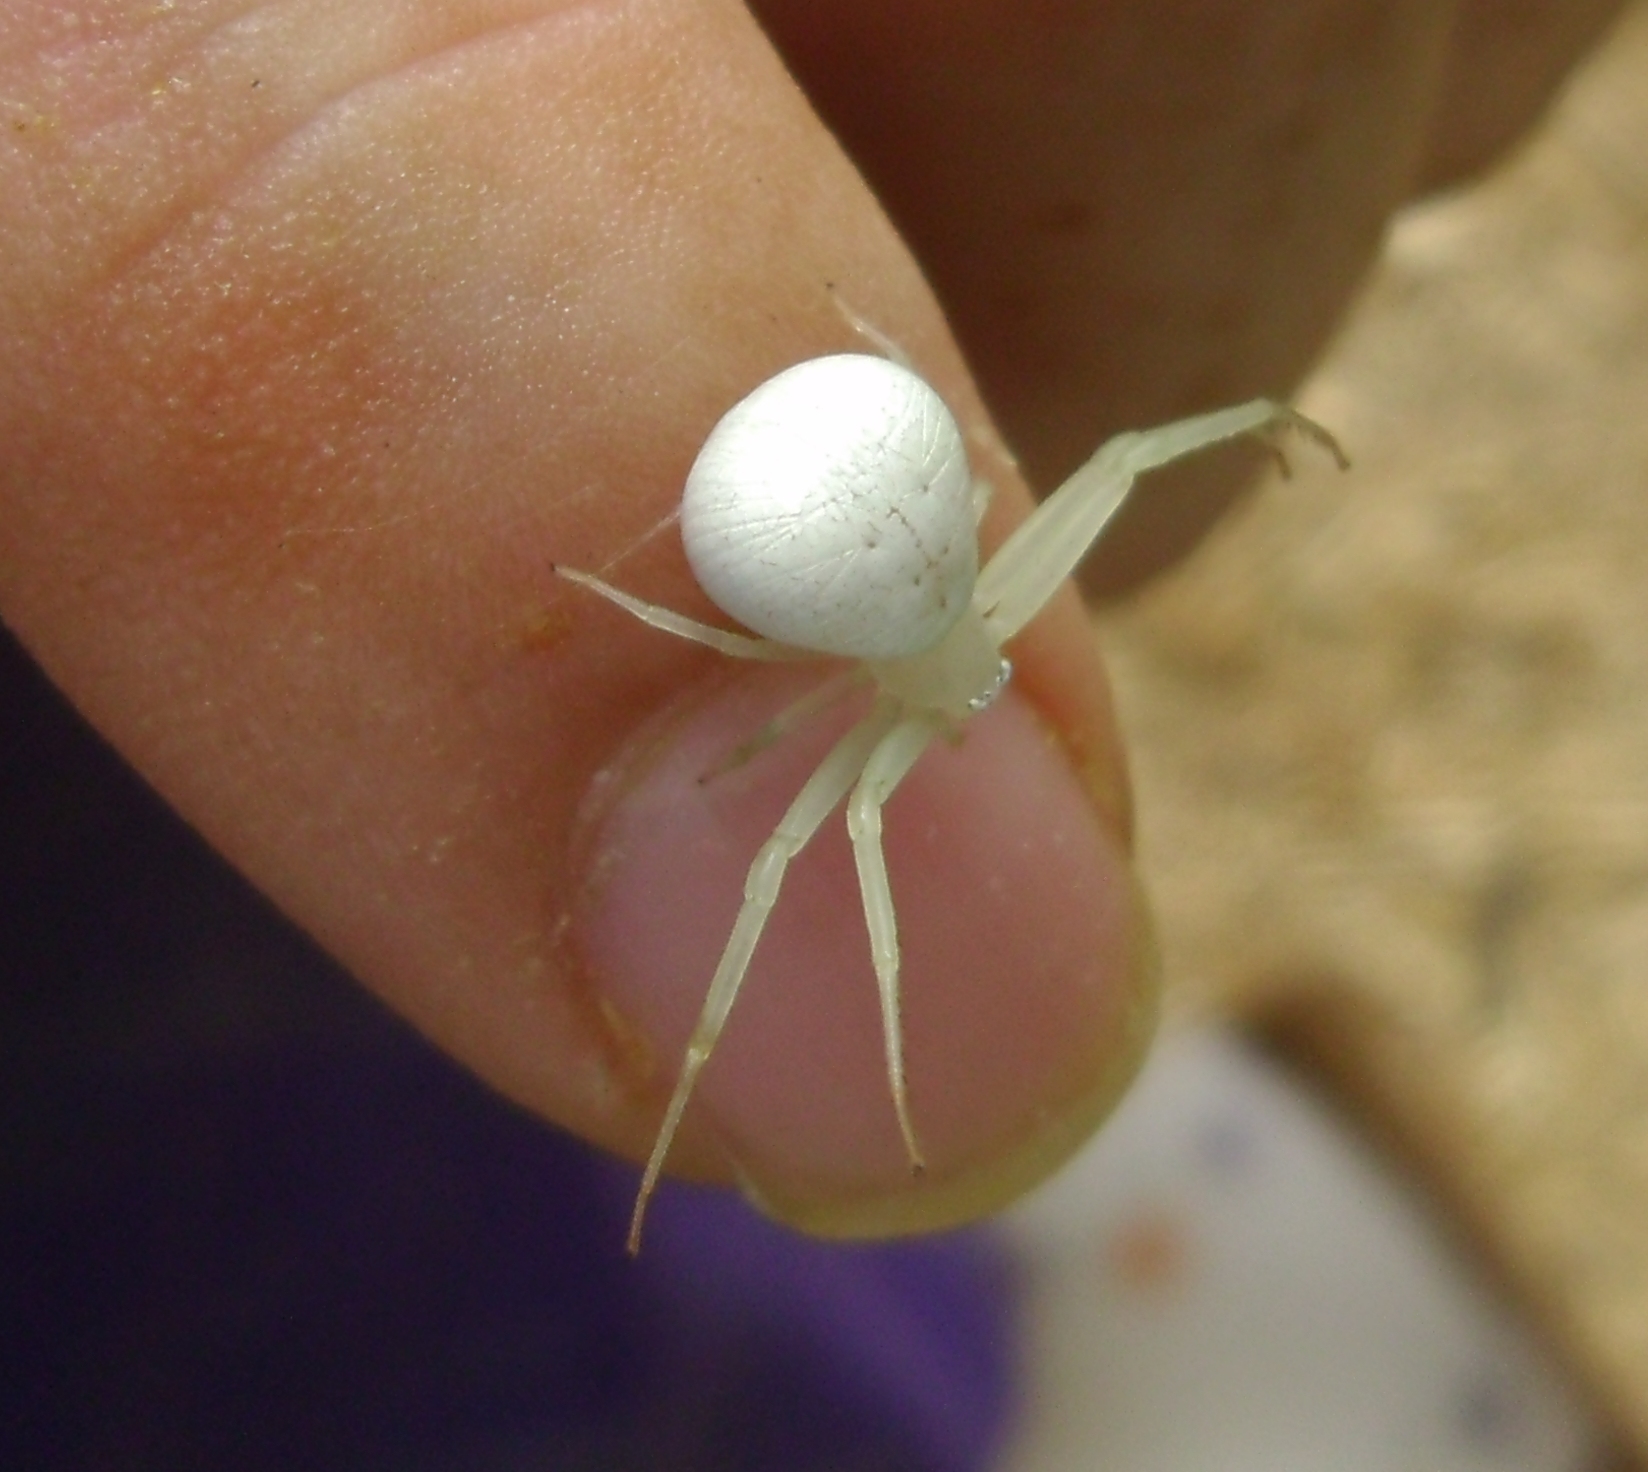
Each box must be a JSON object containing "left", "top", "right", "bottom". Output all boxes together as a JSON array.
[
  {"left": 699, "top": 667, "right": 867, "bottom": 783},
  {"left": 627, "top": 697, "right": 903, "bottom": 1253},
  {"left": 554, "top": 566, "right": 804, "bottom": 662},
  {"left": 845, "top": 709, "right": 948, "bottom": 1174},
  {"left": 978, "top": 402, "right": 1347, "bottom": 640}
]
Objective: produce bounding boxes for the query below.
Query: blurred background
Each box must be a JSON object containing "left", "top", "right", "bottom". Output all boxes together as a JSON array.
[
  {"left": 1072, "top": 3, "right": 1648, "bottom": 1461},
  {"left": 6, "top": 4, "right": 1648, "bottom": 1468}
]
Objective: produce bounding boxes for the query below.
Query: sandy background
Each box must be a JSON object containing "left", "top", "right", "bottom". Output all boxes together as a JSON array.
[{"left": 1101, "top": 3, "right": 1648, "bottom": 1453}]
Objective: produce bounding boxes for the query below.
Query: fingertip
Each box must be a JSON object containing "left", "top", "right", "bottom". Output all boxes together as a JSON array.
[{"left": 573, "top": 664, "right": 1157, "bottom": 1238}]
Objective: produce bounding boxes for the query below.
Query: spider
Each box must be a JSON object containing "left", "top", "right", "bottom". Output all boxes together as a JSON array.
[{"left": 558, "top": 352, "right": 1345, "bottom": 1252}]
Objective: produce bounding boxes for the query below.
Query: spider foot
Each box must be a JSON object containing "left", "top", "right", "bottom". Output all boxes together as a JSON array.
[
  {"left": 698, "top": 723, "right": 782, "bottom": 785},
  {"left": 893, "top": 1094, "right": 928, "bottom": 1179},
  {"left": 1259, "top": 408, "right": 1351, "bottom": 477}
]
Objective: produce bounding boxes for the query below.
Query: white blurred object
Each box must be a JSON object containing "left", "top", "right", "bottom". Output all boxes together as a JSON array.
[{"left": 1001, "top": 1028, "right": 1602, "bottom": 1472}]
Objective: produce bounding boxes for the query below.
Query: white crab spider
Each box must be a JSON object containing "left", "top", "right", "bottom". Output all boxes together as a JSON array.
[{"left": 559, "top": 353, "right": 1344, "bottom": 1252}]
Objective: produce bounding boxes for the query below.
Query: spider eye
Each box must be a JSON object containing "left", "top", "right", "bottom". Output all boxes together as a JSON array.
[{"left": 681, "top": 355, "right": 979, "bottom": 660}]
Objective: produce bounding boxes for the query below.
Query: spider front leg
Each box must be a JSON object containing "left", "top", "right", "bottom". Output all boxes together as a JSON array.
[
  {"left": 976, "top": 399, "right": 1347, "bottom": 640},
  {"left": 627, "top": 697, "right": 902, "bottom": 1255}
]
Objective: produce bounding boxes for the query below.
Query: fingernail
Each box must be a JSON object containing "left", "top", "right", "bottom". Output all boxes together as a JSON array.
[{"left": 571, "top": 664, "right": 1157, "bottom": 1239}]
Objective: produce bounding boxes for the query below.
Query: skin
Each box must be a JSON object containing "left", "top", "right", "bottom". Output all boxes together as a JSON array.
[{"left": 0, "top": 0, "right": 1623, "bottom": 1236}]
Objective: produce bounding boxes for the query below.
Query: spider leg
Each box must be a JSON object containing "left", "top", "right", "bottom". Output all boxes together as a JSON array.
[
  {"left": 699, "top": 667, "right": 869, "bottom": 784},
  {"left": 827, "top": 288, "right": 915, "bottom": 370},
  {"left": 976, "top": 401, "right": 1346, "bottom": 640},
  {"left": 845, "top": 712, "right": 947, "bottom": 1174},
  {"left": 555, "top": 566, "right": 807, "bottom": 662},
  {"left": 628, "top": 697, "right": 904, "bottom": 1254}
]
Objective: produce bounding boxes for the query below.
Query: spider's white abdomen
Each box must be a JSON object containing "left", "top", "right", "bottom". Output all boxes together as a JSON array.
[{"left": 681, "top": 354, "right": 977, "bottom": 660}]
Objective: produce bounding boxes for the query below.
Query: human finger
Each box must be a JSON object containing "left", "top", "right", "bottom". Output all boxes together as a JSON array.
[
  {"left": 0, "top": 0, "right": 1150, "bottom": 1235},
  {"left": 751, "top": 0, "right": 1627, "bottom": 592}
]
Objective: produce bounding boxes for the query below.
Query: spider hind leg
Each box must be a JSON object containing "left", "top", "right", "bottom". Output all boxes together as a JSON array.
[{"left": 699, "top": 668, "right": 866, "bottom": 785}]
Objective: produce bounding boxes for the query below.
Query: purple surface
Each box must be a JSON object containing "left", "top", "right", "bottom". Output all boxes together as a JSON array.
[{"left": 0, "top": 625, "right": 1017, "bottom": 1472}]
